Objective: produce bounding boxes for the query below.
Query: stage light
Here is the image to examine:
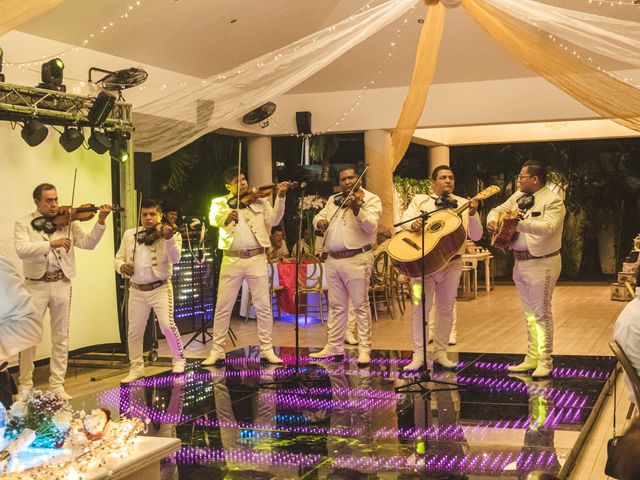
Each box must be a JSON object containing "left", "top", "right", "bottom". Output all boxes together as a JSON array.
[
  {"left": 38, "top": 57, "right": 66, "bottom": 92},
  {"left": 59, "top": 127, "right": 84, "bottom": 152},
  {"left": 87, "top": 90, "right": 116, "bottom": 126},
  {"left": 110, "top": 138, "right": 129, "bottom": 162},
  {"left": 88, "top": 129, "right": 111, "bottom": 154},
  {"left": 0, "top": 47, "right": 4, "bottom": 82},
  {"left": 21, "top": 118, "right": 48, "bottom": 146}
]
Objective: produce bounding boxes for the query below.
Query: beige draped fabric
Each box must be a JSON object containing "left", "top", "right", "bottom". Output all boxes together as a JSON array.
[
  {"left": 0, "top": 1, "right": 63, "bottom": 38},
  {"left": 463, "top": 0, "right": 640, "bottom": 133},
  {"left": 390, "top": 3, "right": 446, "bottom": 170}
]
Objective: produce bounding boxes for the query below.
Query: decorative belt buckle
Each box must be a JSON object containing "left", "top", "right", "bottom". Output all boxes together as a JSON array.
[{"left": 239, "top": 250, "right": 251, "bottom": 259}]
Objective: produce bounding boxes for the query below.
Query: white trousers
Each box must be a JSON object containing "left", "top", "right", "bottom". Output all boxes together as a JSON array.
[
  {"left": 211, "top": 254, "right": 273, "bottom": 355},
  {"left": 127, "top": 283, "right": 184, "bottom": 370},
  {"left": 513, "top": 255, "right": 561, "bottom": 369},
  {"left": 325, "top": 252, "right": 374, "bottom": 355},
  {"left": 19, "top": 279, "right": 72, "bottom": 390},
  {"left": 410, "top": 258, "right": 463, "bottom": 357}
]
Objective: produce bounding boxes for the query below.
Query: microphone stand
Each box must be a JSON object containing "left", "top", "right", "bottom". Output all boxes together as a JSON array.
[
  {"left": 260, "top": 183, "right": 323, "bottom": 389},
  {"left": 394, "top": 206, "right": 463, "bottom": 397}
]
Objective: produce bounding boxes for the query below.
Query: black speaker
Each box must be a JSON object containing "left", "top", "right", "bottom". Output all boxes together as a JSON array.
[
  {"left": 134, "top": 151, "right": 152, "bottom": 198},
  {"left": 296, "top": 111, "right": 312, "bottom": 135}
]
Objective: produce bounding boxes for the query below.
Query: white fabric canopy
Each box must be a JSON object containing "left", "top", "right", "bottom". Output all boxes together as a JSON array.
[{"left": 135, "top": 0, "right": 418, "bottom": 159}]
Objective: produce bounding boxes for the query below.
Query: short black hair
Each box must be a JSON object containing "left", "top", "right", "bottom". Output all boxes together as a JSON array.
[
  {"left": 33, "top": 183, "right": 56, "bottom": 201},
  {"left": 271, "top": 225, "right": 284, "bottom": 235},
  {"left": 223, "top": 166, "right": 246, "bottom": 185},
  {"left": 141, "top": 198, "right": 162, "bottom": 211},
  {"left": 162, "top": 200, "right": 178, "bottom": 213},
  {"left": 431, "top": 165, "right": 453, "bottom": 180},
  {"left": 523, "top": 160, "right": 547, "bottom": 184},
  {"left": 338, "top": 164, "right": 358, "bottom": 177}
]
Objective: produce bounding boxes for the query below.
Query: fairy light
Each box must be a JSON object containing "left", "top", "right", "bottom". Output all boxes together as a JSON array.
[{"left": 586, "top": 0, "right": 640, "bottom": 6}]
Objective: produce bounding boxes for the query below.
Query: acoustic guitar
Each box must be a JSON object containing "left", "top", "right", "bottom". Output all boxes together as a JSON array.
[
  {"left": 387, "top": 186, "right": 500, "bottom": 278},
  {"left": 490, "top": 193, "right": 535, "bottom": 252}
]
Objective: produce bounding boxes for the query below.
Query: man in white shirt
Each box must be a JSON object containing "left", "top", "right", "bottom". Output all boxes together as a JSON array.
[
  {"left": 115, "top": 198, "right": 185, "bottom": 383},
  {"left": 267, "top": 226, "right": 289, "bottom": 261},
  {"left": 15, "top": 183, "right": 111, "bottom": 400},
  {"left": 488, "top": 161, "right": 565, "bottom": 378},
  {"left": 0, "top": 254, "right": 41, "bottom": 407},
  {"left": 311, "top": 165, "right": 382, "bottom": 367},
  {"left": 203, "top": 167, "right": 290, "bottom": 366},
  {"left": 400, "top": 166, "right": 482, "bottom": 371}
]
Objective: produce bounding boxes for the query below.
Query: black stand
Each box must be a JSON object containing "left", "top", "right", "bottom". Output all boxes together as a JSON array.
[
  {"left": 394, "top": 208, "right": 462, "bottom": 397},
  {"left": 260, "top": 185, "right": 323, "bottom": 388}
]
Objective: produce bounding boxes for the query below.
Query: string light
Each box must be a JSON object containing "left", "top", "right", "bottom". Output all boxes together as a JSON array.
[{"left": 586, "top": 0, "right": 640, "bottom": 6}]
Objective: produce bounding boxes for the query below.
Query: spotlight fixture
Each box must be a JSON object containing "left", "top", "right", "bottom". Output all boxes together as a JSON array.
[
  {"left": 110, "top": 138, "right": 129, "bottom": 163},
  {"left": 88, "top": 129, "right": 111, "bottom": 154},
  {"left": 59, "top": 127, "right": 84, "bottom": 152},
  {"left": 87, "top": 90, "right": 116, "bottom": 126},
  {"left": 21, "top": 118, "right": 48, "bottom": 146},
  {"left": 0, "top": 47, "right": 4, "bottom": 83},
  {"left": 88, "top": 66, "right": 148, "bottom": 93},
  {"left": 38, "top": 58, "right": 65, "bottom": 92}
]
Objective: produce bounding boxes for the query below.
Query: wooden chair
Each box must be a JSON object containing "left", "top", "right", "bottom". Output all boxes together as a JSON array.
[
  {"left": 369, "top": 251, "right": 394, "bottom": 322},
  {"left": 297, "top": 256, "right": 327, "bottom": 323},
  {"left": 244, "top": 262, "right": 284, "bottom": 323},
  {"left": 389, "top": 265, "right": 410, "bottom": 315},
  {"left": 610, "top": 340, "right": 640, "bottom": 418}
]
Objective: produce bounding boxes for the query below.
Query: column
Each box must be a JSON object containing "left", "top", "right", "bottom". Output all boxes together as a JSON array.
[
  {"left": 247, "top": 136, "right": 273, "bottom": 187},
  {"left": 364, "top": 129, "right": 393, "bottom": 231},
  {"left": 428, "top": 145, "right": 450, "bottom": 177}
]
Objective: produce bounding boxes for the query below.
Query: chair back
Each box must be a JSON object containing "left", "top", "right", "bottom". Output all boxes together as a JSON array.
[
  {"left": 610, "top": 340, "right": 640, "bottom": 410},
  {"left": 267, "top": 261, "right": 277, "bottom": 290},
  {"left": 372, "top": 251, "right": 390, "bottom": 286},
  {"left": 298, "top": 256, "right": 323, "bottom": 291}
]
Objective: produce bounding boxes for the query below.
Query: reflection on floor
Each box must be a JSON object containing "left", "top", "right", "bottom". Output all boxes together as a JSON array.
[{"left": 84, "top": 348, "right": 616, "bottom": 479}]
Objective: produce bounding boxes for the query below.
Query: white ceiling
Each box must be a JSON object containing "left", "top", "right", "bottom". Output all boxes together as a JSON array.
[{"left": 15, "top": 0, "right": 640, "bottom": 95}]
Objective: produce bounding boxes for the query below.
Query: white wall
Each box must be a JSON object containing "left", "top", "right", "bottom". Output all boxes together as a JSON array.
[{"left": 0, "top": 122, "right": 120, "bottom": 363}]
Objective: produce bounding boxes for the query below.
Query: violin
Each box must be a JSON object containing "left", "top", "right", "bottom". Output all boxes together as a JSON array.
[
  {"left": 333, "top": 187, "right": 364, "bottom": 208},
  {"left": 136, "top": 221, "right": 176, "bottom": 245},
  {"left": 31, "top": 204, "right": 124, "bottom": 233},
  {"left": 227, "top": 181, "right": 303, "bottom": 209}
]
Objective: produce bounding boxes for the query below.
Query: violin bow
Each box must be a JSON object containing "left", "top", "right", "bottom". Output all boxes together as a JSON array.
[
  {"left": 324, "top": 164, "right": 369, "bottom": 233},
  {"left": 66, "top": 168, "right": 78, "bottom": 240},
  {"left": 131, "top": 192, "right": 143, "bottom": 265},
  {"left": 235, "top": 139, "right": 242, "bottom": 223}
]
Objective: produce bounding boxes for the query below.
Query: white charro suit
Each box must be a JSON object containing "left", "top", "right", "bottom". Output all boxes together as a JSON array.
[
  {"left": 114, "top": 228, "right": 185, "bottom": 372},
  {"left": 487, "top": 186, "right": 565, "bottom": 369},
  {"left": 313, "top": 188, "right": 381, "bottom": 356},
  {"left": 401, "top": 194, "right": 483, "bottom": 363},
  {"left": 208, "top": 194, "right": 285, "bottom": 356},
  {"left": 14, "top": 212, "right": 106, "bottom": 390}
]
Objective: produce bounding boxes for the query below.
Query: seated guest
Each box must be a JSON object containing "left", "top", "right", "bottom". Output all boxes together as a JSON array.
[
  {"left": 267, "top": 226, "right": 289, "bottom": 261},
  {"left": 613, "top": 278, "right": 640, "bottom": 401},
  {"left": 291, "top": 227, "right": 313, "bottom": 257},
  {"left": 612, "top": 415, "right": 640, "bottom": 480}
]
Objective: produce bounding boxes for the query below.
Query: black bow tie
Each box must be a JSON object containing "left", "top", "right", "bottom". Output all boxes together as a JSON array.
[{"left": 435, "top": 195, "right": 458, "bottom": 209}]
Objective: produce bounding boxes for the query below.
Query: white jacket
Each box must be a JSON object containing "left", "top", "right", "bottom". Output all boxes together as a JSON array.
[
  {"left": 209, "top": 194, "right": 285, "bottom": 250},
  {"left": 15, "top": 212, "right": 106, "bottom": 279},
  {"left": 401, "top": 193, "right": 483, "bottom": 255},
  {"left": 114, "top": 227, "right": 182, "bottom": 281},
  {"left": 0, "top": 255, "right": 42, "bottom": 363},
  {"left": 313, "top": 188, "right": 381, "bottom": 250},
  {"left": 487, "top": 186, "right": 565, "bottom": 257}
]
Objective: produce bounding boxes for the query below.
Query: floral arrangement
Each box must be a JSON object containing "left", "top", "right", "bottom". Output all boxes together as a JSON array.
[
  {"left": 301, "top": 194, "right": 326, "bottom": 212},
  {"left": 300, "top": 195, "right": 327, "bottom": 256},
  {"left": 5, "top": 390, "right": 73, "bottom": 448}
]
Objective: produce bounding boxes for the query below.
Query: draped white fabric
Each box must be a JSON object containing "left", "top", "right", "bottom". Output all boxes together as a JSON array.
[
  {"left": 135, "top": 0, "right": 418, "bottom": 160},
  {"left": 483, "top": 0, "right": 640, "bottom": 67}
]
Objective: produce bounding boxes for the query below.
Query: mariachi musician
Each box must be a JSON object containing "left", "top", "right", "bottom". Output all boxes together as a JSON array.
[
  {"left": 203, "top": 166, "right": 290, "bottom": 366},
  {"left": 400, "top": 166, "right": 482, "bottom": 371},
  {"left": 14, "top": 183, "right": 112, "bottom": 400},
  {"left": 487, "top": 160, "right": 565, "bottom": 378},
  {"left": 310, "top": 164, "right": 381, "bottom": 367}
]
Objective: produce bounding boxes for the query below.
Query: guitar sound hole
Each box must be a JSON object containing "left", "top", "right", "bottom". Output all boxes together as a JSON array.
[{"left": 427, "top": 220, "right": 444, "bottom": 233}]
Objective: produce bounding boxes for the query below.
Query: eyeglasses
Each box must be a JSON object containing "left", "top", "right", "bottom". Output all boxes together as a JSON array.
[{"left": 517, "top": 174, "right": 534, "bottom": 180}]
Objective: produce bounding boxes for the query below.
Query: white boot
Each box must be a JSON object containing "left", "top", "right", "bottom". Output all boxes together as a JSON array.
[
  {"left": 49, "top": 387, "right": 72, "bottom": 401},
  {"left": 403, "top": 352, "right": 425, "bottom": 371},
  {"left": 202, "top": 351, "right": 226, "bottom": 366},
  {"left": 121, "top": 368, "right": 145, "bottom": 383},
  {"left": 344, "top": 330, "right": 359, "bottom": 346},
  {"left": 449, "top": 302, "right": 458, "bottom": 345},
  {"left": 260, "top": 349, "right": 283, "bottom": 365},
  {"left": 507, "top": 356, "right": 538, "bottom": 372},
  {"left": 172, "top": 359, "right": 186, "bottom": 374},
  {"left": 531, "top": 364, "right": 552, "bottom": 379},
  {"left": 357, "top": 350, "right": 370, "bottom": 368},
  {"left": 309, "top": 345, "right": 344, "bottom": 359},
  {"left": 433, "top": 350, "right": 456, "bottom": 370}
]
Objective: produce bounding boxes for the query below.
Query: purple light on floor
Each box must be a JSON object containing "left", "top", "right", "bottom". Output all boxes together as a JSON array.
[
  {"left": 262, "top": 392, "right": 398, "bottom": 410},
  {"left": 471, "top": 361, "right": 610, "bottom": 379},
  {"left": 169, "top": 446, "right": 322, "bottom": 468}
]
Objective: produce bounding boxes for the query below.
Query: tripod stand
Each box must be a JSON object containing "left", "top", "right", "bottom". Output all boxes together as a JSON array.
[{"left": 394, "top": 207, "right": 463, "bottom": 397}]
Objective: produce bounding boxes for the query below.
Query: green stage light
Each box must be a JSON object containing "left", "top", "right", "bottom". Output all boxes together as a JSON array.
[
  {"left": 110, "top": 138, "right": 129, "bottom": 162},
  {"left": 38, "top": 57, "right": 66, "bottom": 92}
]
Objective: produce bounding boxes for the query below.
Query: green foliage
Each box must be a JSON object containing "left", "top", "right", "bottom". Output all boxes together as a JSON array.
[{"left": 393, "top": 176, "right": 432, "bottom": 211}]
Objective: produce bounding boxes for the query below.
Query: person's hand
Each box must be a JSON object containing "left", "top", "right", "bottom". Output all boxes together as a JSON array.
[
  {"left": 317, "top": 220, "right": 329, "bottom": 232},
  {"left": 410, "top": 219, "right": 423, "bottom": 232},
  {"left": 97, "top": 204, "right": 112, "bottom": 224},
  {"left": 161, "top": 224, "right": 175, "bottom": 239},
  {"left": 276, "top": 181, "right": 290, "bottom": 198},
  {"left": 224, "top": 210, "right": 239, "bottom": 226},
  {"left": 51, "top": 238, "right": 71, "bottom": 251},
  {"left": 468, "top": 198, "right": 478, "bottom": 216},
  {"left": 487, "top": 219, "right": 498, "bottom": 233},
  {"left": 120, "top": 264, "right": 135, "bottom": 276}
]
